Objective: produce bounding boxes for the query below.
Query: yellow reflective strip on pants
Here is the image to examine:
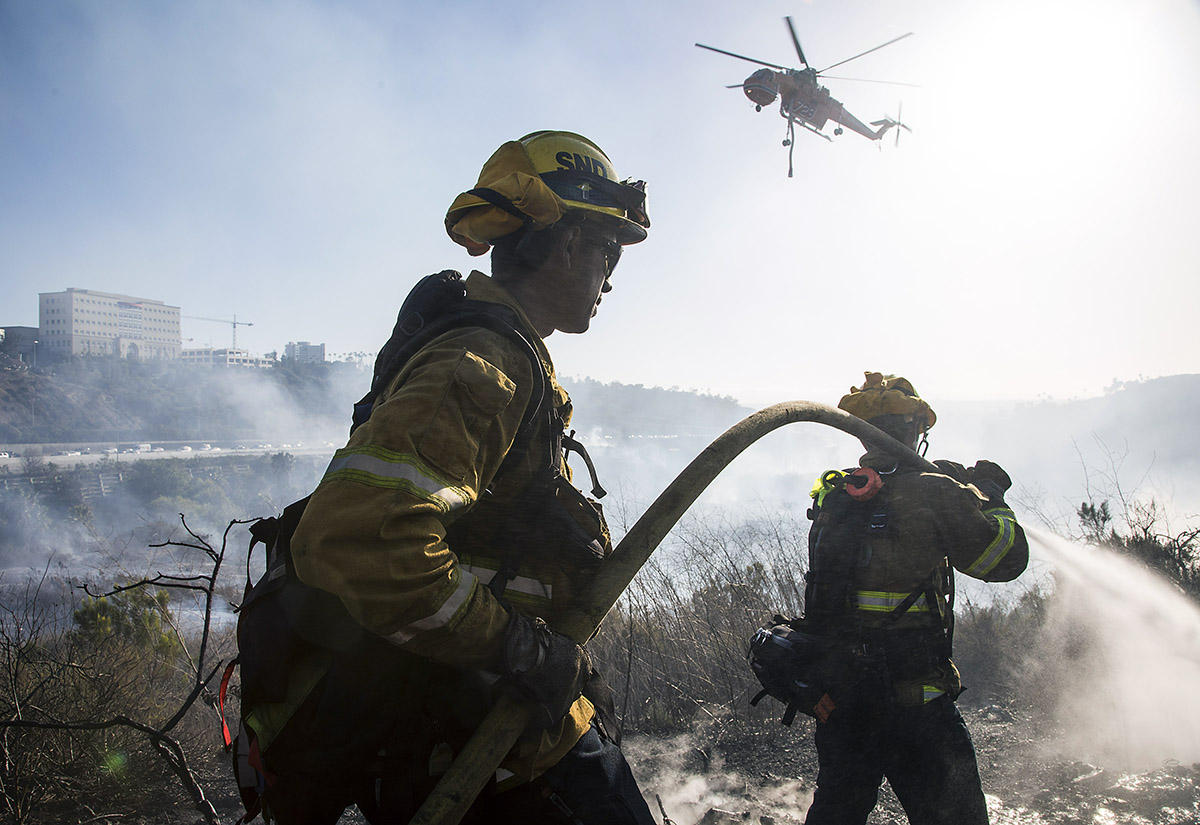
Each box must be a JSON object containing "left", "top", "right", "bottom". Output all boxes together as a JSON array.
[
  {"left": 854, "top": 590, "right": 932, "bottom": 612},
  {"left": 320, "top": 447, "right": 471, "bottom": 512},
  {"left": 922, "top": 685, "right": 945, "bottom": 703},
  {"left": 967, "top": 507, "right": 1017, "bottom": 576},
  {"left": 386, "top": 570, "right": 480, "bottom": 645}
]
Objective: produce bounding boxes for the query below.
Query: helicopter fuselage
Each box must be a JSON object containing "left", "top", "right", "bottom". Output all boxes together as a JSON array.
[{"left": 742, "top": 66, "right": 888, "bottom": 140}]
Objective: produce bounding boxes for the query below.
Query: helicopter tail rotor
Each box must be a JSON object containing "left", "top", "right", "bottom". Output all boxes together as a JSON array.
[
  {"left": 893, "top": 101, "right": 911, "bottom": 146},
  {"left": 870, "top": 102, "right": 911, "bottom": 146}
]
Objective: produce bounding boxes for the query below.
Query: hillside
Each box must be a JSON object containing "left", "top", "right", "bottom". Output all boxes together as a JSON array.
[
  {"left": 0, "top": 360, "right": 750, "bottom": 448},
  {"left": 0, "top": 358, "right": 364, "bottom": 445},
  {"left": 934, "top": 375, "right": 1200, "bottom": 523},
  {"left": 3, "top": 360, "right": 1198, "bottom": 517}
]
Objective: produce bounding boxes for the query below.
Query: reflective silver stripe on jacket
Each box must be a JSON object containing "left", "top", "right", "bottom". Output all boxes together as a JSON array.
[
  {"left": 966, "top": 507, "right": 1017, "bottom": 576},
  {"left": 386, "top": 569, "right": 480, "bottom": 645},
  {"left": 319, "top": 446, "right": 471, "bottom": 512},
  {"left": 854, "top": 590, "right": 932, "bottom": 613},
  {"left": 460, "top": 565, "right": 553, "bottom": 602}
]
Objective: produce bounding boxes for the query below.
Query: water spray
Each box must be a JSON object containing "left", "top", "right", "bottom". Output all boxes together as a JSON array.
[{"left": 1026, "top": 527, "right": 1200, "bottom": 771}]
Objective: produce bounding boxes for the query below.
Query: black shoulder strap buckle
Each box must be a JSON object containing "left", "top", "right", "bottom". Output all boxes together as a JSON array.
[{"left": 561, "top": 429, "right": 606, "bottom": 499}]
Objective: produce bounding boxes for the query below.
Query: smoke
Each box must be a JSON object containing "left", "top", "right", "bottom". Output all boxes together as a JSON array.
[
  {"left": 1027, "top": 527, "right": 1200, "bottom": 771},
  {"left": 624, "top": 730, "right": 809, "bottom": 825},
  {"left": 0, "top": 450, "right": 330, "bottom": 588}
]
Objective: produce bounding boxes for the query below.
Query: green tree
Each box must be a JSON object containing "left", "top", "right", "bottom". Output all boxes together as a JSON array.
[
  {"left": 1076, "top": 497, "right": 1199, "bottom": 599},
  {"left": 72, "top": 587, "right": 180, "bottom": 659}
]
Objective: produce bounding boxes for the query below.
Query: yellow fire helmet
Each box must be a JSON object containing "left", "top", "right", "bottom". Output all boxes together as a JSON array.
[
  {"left": 445, "top": 130, "right": 650, "bottom": 256},
  {"left": 837, "top": 372, "right": 937, "bottom": 431}
]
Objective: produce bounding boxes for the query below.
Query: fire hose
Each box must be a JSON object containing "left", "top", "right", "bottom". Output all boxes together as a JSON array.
[{"left": 408, "top": 400, "right": 937, "bottom": 825}]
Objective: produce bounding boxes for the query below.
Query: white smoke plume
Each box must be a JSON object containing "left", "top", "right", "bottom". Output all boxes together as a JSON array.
[
  {"left": 624, "top": 730, "right": 809, "bottom": 825},
  {"left": 1027, "top": 527, "right": 1200, "bottom": 771}
]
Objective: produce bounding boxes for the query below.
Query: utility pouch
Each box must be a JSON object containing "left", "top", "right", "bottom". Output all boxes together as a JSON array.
[
  {"left": 474, "top": 474, "right": 612, "bottom": 571},
  {"left": 544, "top": 475, "right": 612, "bottom": 564}
]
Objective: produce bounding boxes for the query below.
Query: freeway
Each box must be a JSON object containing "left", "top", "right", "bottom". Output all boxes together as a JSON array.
[{"left": 0, "top": 441, "right": 337, "bottom": 470}]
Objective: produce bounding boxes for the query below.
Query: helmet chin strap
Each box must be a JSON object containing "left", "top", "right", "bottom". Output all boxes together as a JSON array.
[{"left": 917, "top": 430, "right": 930, "bottom": 457}]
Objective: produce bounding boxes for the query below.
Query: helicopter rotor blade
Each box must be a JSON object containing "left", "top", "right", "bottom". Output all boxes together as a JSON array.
[
  {"left": 817, "top": 32, "right": 914, "bottom": 73},
  {"left": 820, "top": 74, "right": 922, "bottom": 88},
  {"left": 695, "top": 43, "right": 790, "bottom": 71},
  {"left": 784, "top": 16, "right": 809, "bottom": 68}
]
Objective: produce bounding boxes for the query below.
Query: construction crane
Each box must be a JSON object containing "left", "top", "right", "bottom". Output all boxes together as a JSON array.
[{"left": 183, "top": 314, "right": 254, "bottom": 350}]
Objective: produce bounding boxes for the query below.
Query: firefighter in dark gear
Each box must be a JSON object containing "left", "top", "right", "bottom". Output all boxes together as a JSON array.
[
  {"left": 250, "top": 131, "right": 655, "bottom": 825},
  {"left": 800, "top": 372, "right": 1028, "bottom": 825}
]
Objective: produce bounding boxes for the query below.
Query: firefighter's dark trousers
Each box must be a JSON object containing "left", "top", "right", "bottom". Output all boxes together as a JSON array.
[
  {"left": 264, "top": 724, "right": 655, "bottom": 825},
  {"left": 805, "top": 693, "right": 989, "bottom": 825}
]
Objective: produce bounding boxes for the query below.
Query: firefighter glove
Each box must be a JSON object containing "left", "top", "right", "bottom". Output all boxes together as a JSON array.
[
  {"left": 972, "top": 460, "right": 1012, "bottom": 492},
  {"left": 932, "top": 460, "right": 971, "bottom": 484},
  {"left": 501, "top": 611, "right": 590, "bottom": 729},
  {"left": 972, "top": 460, "right": 1012, "bottom": 505}
]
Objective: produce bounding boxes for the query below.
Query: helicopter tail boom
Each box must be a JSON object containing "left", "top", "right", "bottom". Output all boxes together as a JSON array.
[{"left": 831, "top": 106, "right": 890, "bottom": 141}]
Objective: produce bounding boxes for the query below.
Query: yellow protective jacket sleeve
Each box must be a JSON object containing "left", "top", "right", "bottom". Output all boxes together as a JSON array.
[
  {"left": 292, "top": 274, "right": 542, "bottom": 669},
  {"left": 904, "top": 471, "right": 1028, "bottom": 585}
]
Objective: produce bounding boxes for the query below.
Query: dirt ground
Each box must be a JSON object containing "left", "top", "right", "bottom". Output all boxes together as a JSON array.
[
  {"left": 47, "top": 702, "right": 1200, "bottom": 824},
  {"left": 624, "top": 703, "right": 1200, "bottom": 825}
]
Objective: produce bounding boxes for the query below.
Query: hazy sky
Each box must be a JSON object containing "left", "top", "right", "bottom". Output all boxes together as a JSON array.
[{"left": 3, "top": 0, "right": 1198, "bottom": 406}]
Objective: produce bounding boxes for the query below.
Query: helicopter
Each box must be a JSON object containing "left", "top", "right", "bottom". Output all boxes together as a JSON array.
[{"left": 697, "top": 17, "right": 916, "bottom": 175}]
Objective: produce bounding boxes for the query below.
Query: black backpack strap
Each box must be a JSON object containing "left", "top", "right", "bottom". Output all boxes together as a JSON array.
[
  {"left": 244, "top": 516, "right": 278, "bottom": 588},
  {"left": 882, "top": 585, "right": 928, "bottom": 624},
  {"left": 353, "top": 298, "right": 548, "bottom": 436},
  {"left": 881, "top": 562, "right": 955, "bottom": 659}
]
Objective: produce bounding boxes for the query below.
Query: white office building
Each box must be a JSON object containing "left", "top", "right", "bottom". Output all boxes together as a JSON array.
[
  {"left": 38, "top": 288, "right": 181, "bottom": 360},
  {"left": 180, "top": 347, "right": 273, "bottom": 368},
  {"left": 284, "top": 341, "right": 326, "bottom": 364}
]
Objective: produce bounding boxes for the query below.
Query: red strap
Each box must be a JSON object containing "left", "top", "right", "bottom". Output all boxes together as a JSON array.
[
  {"left": 248, "top": 733, "right": 274, "bottom": 784},
  {"left": 219, "top": 659, "right": 238, "bottom": 751}
]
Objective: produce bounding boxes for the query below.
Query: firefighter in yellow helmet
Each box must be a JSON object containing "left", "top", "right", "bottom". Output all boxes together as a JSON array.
[
  {"left": 244, "top": 132, "right": 655, "bottom": 825},
  {"left": 801, "top": 373, "right": 1027, "bottom": 825}
]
